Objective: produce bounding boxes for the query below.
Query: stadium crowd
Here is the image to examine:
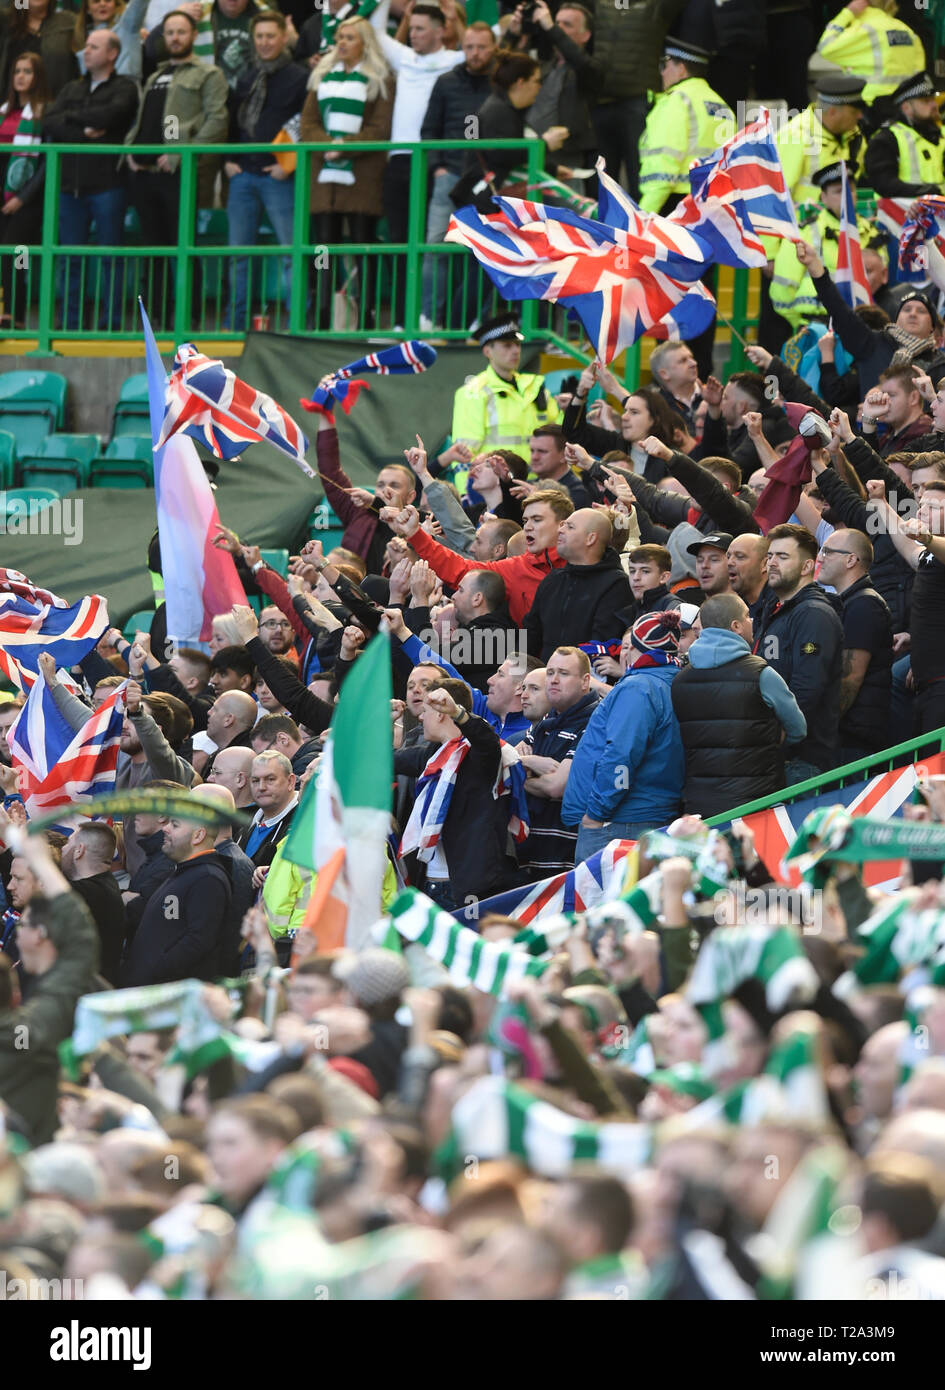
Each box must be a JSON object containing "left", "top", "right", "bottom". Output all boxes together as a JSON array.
[{"left": 5, "top": 0, "right": 945, "bottom": 1307}]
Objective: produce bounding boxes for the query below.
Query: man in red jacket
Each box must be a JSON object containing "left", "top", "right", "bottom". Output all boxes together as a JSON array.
[{"left": 383, "top": 488, "right": 573, "bottom": 626}]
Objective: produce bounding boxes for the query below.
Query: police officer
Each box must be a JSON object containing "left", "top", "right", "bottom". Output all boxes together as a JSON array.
[
  {"left": 638, "top": 37, "right": 734, "bottom": 215},
  {"left": 770, "top": 161, "right": 878, "bottom": 330},
  {"left": 761, "top": 74, "right": 867, "bottom": 351},
  {"left": 814, "top": 0, "right": 925, "bottom": 109},
  {"left": 450, "top": 312, "right": 562, "bottom": 463},
  {"left": 865, "top": 71, "right": 944, "bottom": 199}
]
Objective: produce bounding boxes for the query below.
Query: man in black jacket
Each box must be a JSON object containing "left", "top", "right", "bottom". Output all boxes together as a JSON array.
[
  {"left": 238, "top": 750, "right": 299, "bottom": 867},
  {"left": 697, "top": 371, "right": 795, "bottom": 480},
  {"left": 816, "top": 527, "right": 893, "bottom": 764},
  {"left": 525, "top": 2, "right": 604, "bottom": 179},
  {"left": 43, "top": 30, "right": 139, "bottom": 330},
  {"left": 395, "top": 681, "right": 519, "bottom": 911},
  {"left": 436, "top": 569, "right": 517, "bottom": 693},
  {"left": 420, "top": 21, "right": 495, "bottom": 330},
  {"left": 60, "top": 822, "right": 126, "bottom": 986},
  {"left": 751, "top": 523, "right": 844, "bottom": 780},
  {"left": 524, "top": 509, "right": 631, "bottom": 660},
  {"left": 120, "top": 806, "right": 233, "bottom": 986},
  {"left": 223, "top": 11, "right": 308, "bottom": 329}
]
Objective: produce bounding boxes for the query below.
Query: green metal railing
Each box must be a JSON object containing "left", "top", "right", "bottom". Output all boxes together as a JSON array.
[
  {"left": 1, "top": 137, "right": 761, "bottom": 382},
  {"left": 703, "top": 726, "right": 945, "bottom": 828}
]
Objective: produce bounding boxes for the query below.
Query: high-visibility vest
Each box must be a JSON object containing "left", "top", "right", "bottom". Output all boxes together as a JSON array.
[
  {"left": 450, "top": 363, "right": 562, "bottom": 463},
  {"left": 889, "top": 120, "right": 945, "bottom": 189},
  {"left": 775, "top": 105, "right": 865, "bottom": 210},
  {"left": 770, "top": 205, "right": 877, "bottom": 328},
  {"left": 261, "top": 841, "right": 400, "bottom": 939},
  {"left": 816, "top": 6, "right": 925, "bottom": 105},
  {"left": 638, "top": 77, "right": 735, "bottom": 214}
]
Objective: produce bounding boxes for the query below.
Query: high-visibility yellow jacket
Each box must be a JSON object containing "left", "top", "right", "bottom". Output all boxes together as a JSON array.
[
  {"left": 639, "top": 77, "right": 735, "bottom": 214},
  {"left": 451, "top": 363, "right": 562, "bottom": 462},
  {"left": 262, "top": 840, "right": 400, "bottom": 939},
  {"left": 764, "top": 106, "right": 865, "bottom": 258},
  {"left": 770, "top": 205, "right": 877, "bottom": 328},
  {"left": 816, "top": 5, "right": 925, "bottom": 105},
  {"left": 889, "top": 119, "right": 945, "bottom": 188}
]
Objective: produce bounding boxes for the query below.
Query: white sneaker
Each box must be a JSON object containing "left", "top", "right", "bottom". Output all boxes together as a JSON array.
[{"left": 419, "top": 314, "right": 434, "bottom": 333}]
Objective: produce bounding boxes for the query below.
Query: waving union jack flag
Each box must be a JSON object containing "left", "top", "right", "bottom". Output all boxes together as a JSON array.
[
  {"left": 685, "top": 110, "right": 799, "bottom": 243},
  {"left": 0, "top": 569, "right": 108, "bottom": 692},
  {"left": 157, "top": 344, "right": 313, "bottom": 477},
  {"left": 8, "top": 677, "right": 127, "bottom": 817},
  {"left": 835, "top": 160, "right": 871, "bottom": 309},
  {"left": 446, "top": 171, "right": 717, "bottom": 362}
]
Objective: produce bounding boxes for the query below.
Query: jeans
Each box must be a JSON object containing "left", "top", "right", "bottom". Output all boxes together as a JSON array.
[
  {"left": 126, "top": 168, "right": 182, "bottom": 328},
  {"left": 589, "top": 96, "right": 647, "bottom": 199},
  {"left": 227, "top": 170, "right": 295, "bottom": 329},
  {"left": 891, "top": 653, "right": 914, "bottom": 737},
  {"left": 574, "top": 819, "right": 665, "bottom": 864},
  {"left": 785, "top": 759, "right": 824, "bottom": 787},
  {"left": 59, "top": 187, "right": 127, "bottom": 331},
  {"left": 421, "top": 168, "right": 458, "bottom": 324},
  {"left": 423, "top": 878, "right": 459, "bottom": 913}
]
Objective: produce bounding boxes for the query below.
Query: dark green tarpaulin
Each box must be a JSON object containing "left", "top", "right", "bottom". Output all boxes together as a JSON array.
[{"left": 0, "top": 335, "right": 544, "bottom": 628}]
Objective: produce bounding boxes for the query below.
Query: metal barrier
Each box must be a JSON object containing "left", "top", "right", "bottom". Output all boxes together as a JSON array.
[
  {"left": 703, "top": 726, "right": 945, "bottom": 828},
  {"left": 3, "top": 137, "right": 761, "bottom": 386}
]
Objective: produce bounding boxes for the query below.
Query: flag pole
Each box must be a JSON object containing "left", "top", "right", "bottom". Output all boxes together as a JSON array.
[{"left": 715, "top": 310, "right": 752, "bottom": 351}]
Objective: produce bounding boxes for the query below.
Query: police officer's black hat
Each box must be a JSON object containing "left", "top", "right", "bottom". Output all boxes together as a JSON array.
[
  {"left": 663, "top": 36, "right": 713, "bottom": 66},
  {"left": 891, "top": 71, "right": 939, "bottom": 106},
  {"left": 476, "top": 313, "right": 524, "bottom": 346},
  {"left": 814, "top": 74, "right": 867, "bottom": 108},
  {"left": 812, "top": 161, "right": 854, "bottom": 190}
]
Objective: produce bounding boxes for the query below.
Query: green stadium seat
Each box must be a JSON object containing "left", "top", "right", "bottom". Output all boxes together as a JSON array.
[
  {"left": 111, "top": 373, "right": 151, "bottom": 439},
  {"left": 0, "top": 370, "right": 68, "bottom": 427},
  {"left": 2, "top": 486, "right": 62, "bottom": 517},
  {"left": 260, "top": 548, "right": 289, "bottom": 577},
  {"left": 19, "top": 434, "right": 97, "bottom": 489},
  {"left": 122, "top": 609, "right": 155, "bottom": 643},
  {"left": 308, "top": 501, "right": 345, "bottom": 553},
  {"left": 41, "top": 433, "right": 100, "bottom": 466},
  {"left": 90, "top": 435, "right": 154, "bottom": 487},
  {"left": 1, "top": 412, "right": 53, "bottom": 459},
  {"left": 0, "top": 429, "right": 16, "bottom": 489}
]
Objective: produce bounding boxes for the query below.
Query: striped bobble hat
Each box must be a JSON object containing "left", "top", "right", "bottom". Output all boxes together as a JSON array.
[{"left": 630, "top": 608, "right": 681, "bottom": 658}]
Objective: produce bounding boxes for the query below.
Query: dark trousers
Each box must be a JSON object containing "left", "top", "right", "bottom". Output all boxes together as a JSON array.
[
  {"left": 312, "top": 211, "right": 379, "bottom": 330},
  {"left": 757, "top": 11, "right": 815, "bottom": 112},
  {"left": 382, "top": 153, "right": 412, "bottom": 326},
  {"left": 590, "top": 96, "right": 647, "bottom": 199},
  {"left": 59, "top": 187, "right": 127, "bottom": 331},
  {"left": 127, "top": 167, "right": 182, "bottom": 328},
  {"left": 0, "top": 196, "right": 41, "bottom": 325},
  {"left": 916, "top": 682, "right": 945, "bottom": 737},
  {"left": 423, "top": 878, "right": 459, "bottom": 913},
  {"left": 758, "top": 272, "right": 793, "bottom": 355}
]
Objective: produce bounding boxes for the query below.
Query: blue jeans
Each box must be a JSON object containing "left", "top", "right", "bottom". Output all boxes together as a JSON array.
[
  {"left": 421, "top": 168, "right": 458, "bottom": 324},
  {"left": 227, "top": 170, "right": 295, "bottom": 328},
  {"left": 59, "top": 187, "right": 127, "bottom": 330},
  {"left": 574, "top": 819, "right": 665, "bottom": 864},
  {"left": 785, "top": 758, "right": 824, "bottom": 787},
  {"left": 423, "top": 879, "right": 459, "bottom": 912},
  {"left": 891, "top": 653, "right": 914, "bottom": 737}
]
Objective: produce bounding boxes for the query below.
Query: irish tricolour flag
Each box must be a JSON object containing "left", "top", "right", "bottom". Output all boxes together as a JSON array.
[{"left": 283, "top": 631, "right": 393, "bottom": 951}]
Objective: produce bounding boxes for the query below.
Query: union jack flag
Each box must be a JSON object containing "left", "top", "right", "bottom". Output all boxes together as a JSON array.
[
  {"left": 157, "top": 344, "right": 313, "bottom": 477},
  {"left": 8, "top": 677, "right": 126, "bottom": 817},
  {"left": 671, "top": 164, "right": 768, "bottom": 268},
  {"left": 877, "top": 195, "right": 945, "bottom": 295},
  {"left": 835, "top": 160, "right": 871, "bottom": 309},
  {"left": 446, "top": 184, "right": 717, "bottom": 363},
  {"left": 0, "top": 569, "right": 108, "bottom": 692},
  {"left": 682, "top": 109, "right": 799, "bottom": 245},
  {"left": 453, "top": 838, "right": 635, "bottom": 925},
  {"left": 712, "top": 750, "right": 945, "bottom": 891}
]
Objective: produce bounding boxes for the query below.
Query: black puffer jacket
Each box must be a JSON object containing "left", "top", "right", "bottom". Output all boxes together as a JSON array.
[
  {"left": 590, "top": 0, "right": 687, "bottom": 101},
  {"left": 421, "top": 62, "right": 493, "bottom": 176},
  {"left": 814, "top": 463, "right": 914, "bottom": 634},
  {"left": 524, "top": 548, "right": 632, "bottom": 660},
  {"left": 752, "top": 583, "right": 844, "bottom": 773}
]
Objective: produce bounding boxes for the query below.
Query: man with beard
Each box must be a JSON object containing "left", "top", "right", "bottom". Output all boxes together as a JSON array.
[{"left": 865, "top": 71, "right": 944, "bottom": 199}]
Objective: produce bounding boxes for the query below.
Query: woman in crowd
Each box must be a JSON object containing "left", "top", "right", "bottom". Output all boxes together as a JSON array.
[
  {"left": 0, "top": 0, "right": 77, "bottom": 97},
  {"left": 301, "top": 16, "right": 394, "bottom": 330},
  {"left": 0, "top": 53, "right": 49, "bottom": 329},
  {"left": 563, "top": 370, "right": 680, "bottom": 482},
  {"left": 72, "top": 0, "right": 149, "bottom": 82}
]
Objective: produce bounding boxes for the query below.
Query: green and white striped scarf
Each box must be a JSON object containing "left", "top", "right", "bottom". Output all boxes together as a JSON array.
[
  {"left": 320, "top": 0, "right": 380, "bottom": 52},
  {"left": 316, "top": 63, "right": 369, "bottom": 186},
  {"left": 682, "top": 1027, "right": 830, "bottom": 1131},
  {"left": 434, "top": 1075, "right": 652, "bottom": 1179},
  {"left": 380, "top": 888, "right": 548, "bottom": 996},
  {"left": 1, "top": 102, "right": 42, "bottom": 202},
  {"left": 686, "top": 924, "right": 820, "bottom": 1016},
  {"left": 192, "top": 0, "right": 217, "bottom": 64}
]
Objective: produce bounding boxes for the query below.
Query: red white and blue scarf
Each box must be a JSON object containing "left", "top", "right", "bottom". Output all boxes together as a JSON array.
[{"left": 399, "top": 736, "right": 530, "bottom": 863}]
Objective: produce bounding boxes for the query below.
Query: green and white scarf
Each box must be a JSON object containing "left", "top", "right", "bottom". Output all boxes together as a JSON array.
[
  {"left": 686, "top": 924, "right": 820, "bottom": 1016},
  {"left": 434, "top": 1075, "right": 652, "bottom": 1180},
  {"left": 0, "top": 102, "right": 41, "bottom": 202},
  {"left": 320, "top": 0, "right": 380, "bottom": 52},
  {"left": 380, "top": 888, "right": 549, "bottom": 996},
  {"left": 316, "top": 63, "right": 369, "bottom": 186}
]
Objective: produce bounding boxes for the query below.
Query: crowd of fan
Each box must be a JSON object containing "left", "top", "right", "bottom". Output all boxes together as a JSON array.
[{"left": 3, "top": 0, "right": 945, "bottom": 1303}]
